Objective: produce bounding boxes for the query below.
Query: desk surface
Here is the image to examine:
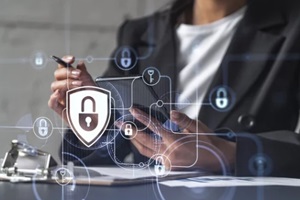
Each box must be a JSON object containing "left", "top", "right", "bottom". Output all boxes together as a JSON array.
[{"left": 1, "top": 181, "right": 300, "bottom": 200}]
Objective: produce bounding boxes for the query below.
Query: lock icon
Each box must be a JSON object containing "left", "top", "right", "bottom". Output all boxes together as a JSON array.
[
  {"left": 215, "top": 88, "right": 229, "bottom": 109},
  {"left": 79, "top": 96, "right": 98, "bottom": 131},
  {"left": 124, "top": 124, "right": 133, "bottom": 136},
  {"left": 154, "top": 156, "right": 166, "bottom": 176},
  {"left": 35, "top": 53, "right": 44, "bottom": 66},
  {"left": 120, "top": 48, "right": 132, "bottom": 68},
  {"left": 38, "top": 119, "right": 48, "bottom": 137}
]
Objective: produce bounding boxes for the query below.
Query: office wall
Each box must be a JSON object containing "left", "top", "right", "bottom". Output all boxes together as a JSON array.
[{"left": 0, "top": 0, "right": 170, "bottom": 163}]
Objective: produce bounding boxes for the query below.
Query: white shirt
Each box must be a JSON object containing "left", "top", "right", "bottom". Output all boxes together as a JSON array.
[{"left": 176, "top": 6, "right": 247, "bottom": 119}]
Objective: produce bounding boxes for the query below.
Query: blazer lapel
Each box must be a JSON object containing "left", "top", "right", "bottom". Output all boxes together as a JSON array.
[
  {"left": 151, "top": 23, "right": 177, "bottom": 87},
  {"left": 136, "top": 12, "right": 179, "bottom": 106},
  {"left": 198, "top": 1, "right": 286, "bottom": 130}
]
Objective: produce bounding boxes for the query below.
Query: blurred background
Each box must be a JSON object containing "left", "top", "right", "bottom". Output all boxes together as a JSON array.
[{"left": 0, "top": 0, "right": 170, "bottom": 163}]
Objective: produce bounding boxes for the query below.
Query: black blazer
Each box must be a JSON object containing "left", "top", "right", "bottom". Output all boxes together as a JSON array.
[{"left": 63, "top": 0, "right": 300, "bottom": 177}]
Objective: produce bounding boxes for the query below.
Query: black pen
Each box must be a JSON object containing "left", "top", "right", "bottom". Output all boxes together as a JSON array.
[{"left": 51, "top": 55, "right": 71, "bottom": 68}]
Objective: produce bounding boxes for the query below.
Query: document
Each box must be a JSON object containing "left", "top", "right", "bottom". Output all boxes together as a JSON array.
[
  {"left": 160, "top": 176, "right": 300, "bottom": 188},
  {"left": 72, "top": 166, "right": 208, "bottom": 186}
]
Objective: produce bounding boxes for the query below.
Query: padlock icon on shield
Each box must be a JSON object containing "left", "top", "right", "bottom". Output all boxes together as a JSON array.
[
  {"left": 120, "top": 48, "right": 132, "bottom": 68},
  {"left": 38, "top": 119, "right": 48, "bottom": 137},
  {"left": 124, "top": 124, "right": 133, "bottom": 136},
  {"left": 35, "top": 53, "right": 44, "bottom": 66},
  {"left": 154, "top": 156, "right": 166, "bottom": 176},
  {"left": 79, "top": 96, "right": 98, "bottom": 131},
  {"left": 215, "top": 87, "right": 229, "bottom": 109}
]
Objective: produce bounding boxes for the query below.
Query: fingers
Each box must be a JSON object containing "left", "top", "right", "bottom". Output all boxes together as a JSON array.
[
  {"left": 52, "top": 59, "right": 95, "bottom": 92},
  {"left": 54, "top": 60, "right": 95, "bottom": 87},
  {"left": 58, "top": 55, "right": 75, "bottom": 69},
  {"left": 129, "top": 108, "right": 173, "bottom": 138},
  {"left": 131, "top": 133, "right": 167, "bottom": 158},
  {"left": 131, "top": 139, "right": 156, "bottom": 158},
  {"left": 116, "top": 121, "right": 158, "bottom": 151},
  {"left": 134, "top": 132, "right": 159, "bottom": 152},
  {"left": 48, "top": 90, "right": 67, "bottom": 122},
  {"left": 116, "top": 120, "right": 165, "bottom": 158},
  {"left": 51, "top": 79, "right": 83, "bottom": 92},
  {"left": 76, "top": 60, "right": 87, "bottom": 71},
  {"left": 130, "top": 108, "right": 163, "bottom": 130},
  {"left": 130, "top": 108, "right": 179, "bottom": 146},
  {"left": 54, "top": 67, "right": 81, "bottom": 81},
  {"left": 170, "top": 110, "right": 211, "bottom": 133},
  {"left": 76, "top": 61, "right": 96, "bottom": 86},
  {"left": 54, "top": 55, "right": 80, "bottom": 80},
  {"left": 170, "top": 110, "right": 196, "bottom": 132}
]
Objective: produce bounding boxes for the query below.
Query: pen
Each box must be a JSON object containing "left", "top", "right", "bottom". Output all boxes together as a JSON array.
[{"left": 51, "top": 55, "right": 71, "bottom": 68}]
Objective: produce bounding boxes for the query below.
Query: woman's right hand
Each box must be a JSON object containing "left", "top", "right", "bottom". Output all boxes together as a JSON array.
[{"left": 48, "top": 55, "right": 95, "bottom": 122}]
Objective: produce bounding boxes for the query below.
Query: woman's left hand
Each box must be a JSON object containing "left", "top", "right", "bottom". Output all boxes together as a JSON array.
[{"left": 118, "top": 108, "right": 236, "bottom": 172}]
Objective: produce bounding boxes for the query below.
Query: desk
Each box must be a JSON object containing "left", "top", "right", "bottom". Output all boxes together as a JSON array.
[{"left": 1, "top": 181, "right": 300, "bottom": 200}]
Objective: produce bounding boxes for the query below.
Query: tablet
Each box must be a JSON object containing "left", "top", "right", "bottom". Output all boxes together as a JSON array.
[{"left": 95, "top": 76, "right": 172, "bottom": 126}]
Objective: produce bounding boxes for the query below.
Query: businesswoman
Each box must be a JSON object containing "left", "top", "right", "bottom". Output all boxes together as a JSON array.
[{"left": 49, "top": 0, "right": 300, "bottom": 177}]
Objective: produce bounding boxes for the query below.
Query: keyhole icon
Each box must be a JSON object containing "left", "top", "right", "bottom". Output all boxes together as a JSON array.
[{"left": 85, "top": 117, "right": 92, "bottom": 127}]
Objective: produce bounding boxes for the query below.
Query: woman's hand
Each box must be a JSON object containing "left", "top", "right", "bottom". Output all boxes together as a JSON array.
[
  {"left": 119, "top": 108, "right": 236, "bottom": 172},
  {"left": 48, "top": 55, "right": 95, "bottom": 123}
]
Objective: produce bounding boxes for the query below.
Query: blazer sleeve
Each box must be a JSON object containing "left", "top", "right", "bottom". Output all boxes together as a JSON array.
[
  {"left": 235, "top": 59, "right": 300, "bottom": 178},
  {"left": 235, "top": 131, "right": 300, "bottom": 178}
]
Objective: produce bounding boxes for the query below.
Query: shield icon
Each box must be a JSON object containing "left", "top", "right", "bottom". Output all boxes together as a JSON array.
[{"left": 67, "top": 86, "right": 111, "bottom": 147}]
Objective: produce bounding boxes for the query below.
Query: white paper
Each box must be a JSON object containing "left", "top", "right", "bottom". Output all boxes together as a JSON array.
[
  {"left": 87, "top": 166, "right": 200, "bottom": 179},
  {"left": 160, "top": 176, "right": 300, "bottom": 188}
]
